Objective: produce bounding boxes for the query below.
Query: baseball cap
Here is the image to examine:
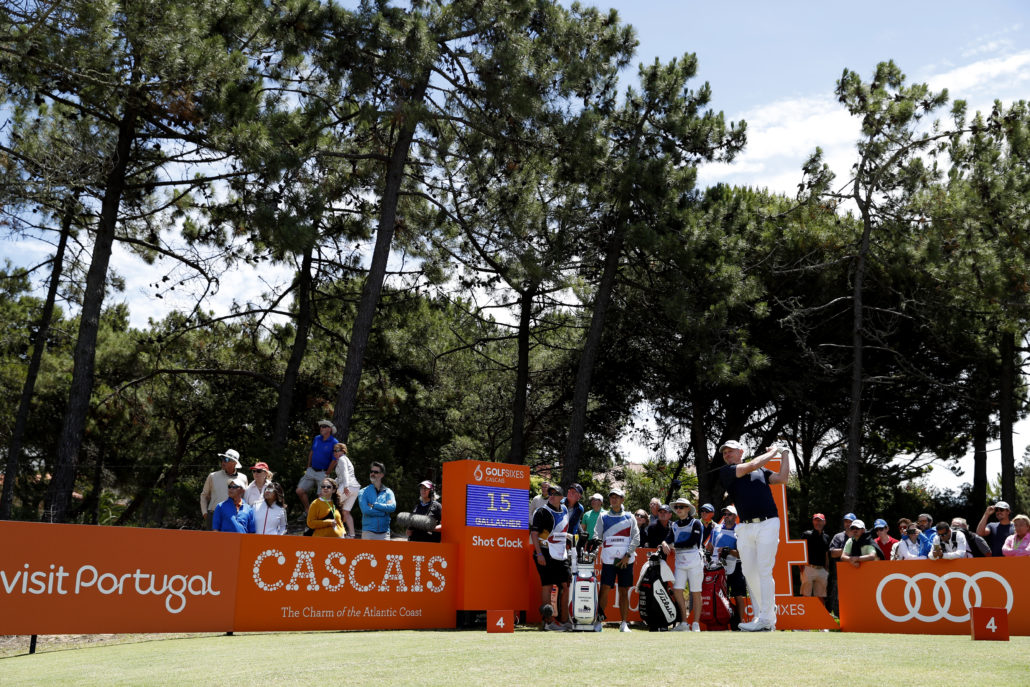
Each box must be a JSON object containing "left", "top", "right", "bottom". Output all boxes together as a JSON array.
[
  {"left": 608, "top": 487, "right": 625, "bottom": 498},
  {"left": 546, "top": 485, "right": 562, "bottom": 495},
  {"left": 719, "top": 440, "right": 744, "bottom": 451},
  {"left": 589, "top": 493, "right": 603, "bottom": 502},
  {"left": 250, "top": 461, "right": 270, "bottom": 471},
  {"left": 995, "top": 501, "right": 1011, "bottom": 510},
  {"left": 850, "top": 519, "right": 866, "bottom": 530},
  {"left": 659, "top": 503, "right": 672, "bottom": 513},
  {"left": 722, "top": 505, "right": 738, "bottom": 516},
  {"left": 568, "top": 483, "right": 584, "bottom": 495},
  {"left": 812, "top": 513, "right": 826, "bottom": 521},
  {"left": 419, "top": 480, "right": 434, "bottom": 489},
  {"left": 843, "top": 512, "right": 857, "bottom": 521},
  {"left": 873, "top": 518, "right": 887, "bottom": 529},
  {"left": 700, "top": 503, "right": 715, "bottom": 513}
]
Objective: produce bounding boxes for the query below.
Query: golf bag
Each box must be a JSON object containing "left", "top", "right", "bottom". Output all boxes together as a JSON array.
[
  {"left": 635, "top": 551, "right": 680, "bottom": 631},
  {"left": 568, "top": 548, "right": 601, "bottom": 631},
  {"left": 700, "top": 558, "right": 733, "bottom": 631}
]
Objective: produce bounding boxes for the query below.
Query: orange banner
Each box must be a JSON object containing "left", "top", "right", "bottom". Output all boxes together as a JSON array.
[
  {"left": 0, "top": 522, "right": 239, "bottom": 634},
  {"left": 232, "top": 537, "right": 457, "bottom": 631},
  {"left": 838, "top": 558, "right": 1028, "bottom": 635}
]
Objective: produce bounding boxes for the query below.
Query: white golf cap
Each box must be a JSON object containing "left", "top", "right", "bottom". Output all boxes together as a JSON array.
[{"left": 720, "top": 440, "right": 744, "bottom": 451}]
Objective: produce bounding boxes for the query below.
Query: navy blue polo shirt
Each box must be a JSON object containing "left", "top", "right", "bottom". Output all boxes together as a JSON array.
[{"left": 719, "top": 464, "right": 778, "bottom": 522}]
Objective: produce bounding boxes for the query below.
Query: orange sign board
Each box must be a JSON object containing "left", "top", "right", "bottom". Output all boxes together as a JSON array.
[
  {"left": 233, "top": 537, "right": 456, "bottom": 631},
  {"left": 0, "top": 522, "right": 239, "bottom": 634},
  {"left": 838, "top": 558, "right": 1028, "bottom": 635}
]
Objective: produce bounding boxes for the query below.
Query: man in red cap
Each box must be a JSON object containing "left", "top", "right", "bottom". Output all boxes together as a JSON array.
[{"left": 799, "top": 513, "right": 830, "bottom": 610}]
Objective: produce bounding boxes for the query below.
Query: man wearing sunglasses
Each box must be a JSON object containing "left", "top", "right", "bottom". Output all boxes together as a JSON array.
[
  {"left": 200, "top": 449, "right": 248, "bottom": 530},
  {"left": 211, "top": 479, "right": 254, "bottom": 533},
  {"left": 358, "top": 461, "right": 396, "bottom": 539}
]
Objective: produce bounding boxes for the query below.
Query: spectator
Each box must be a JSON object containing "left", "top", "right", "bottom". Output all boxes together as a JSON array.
[
  {"left": 333, "top": 443, "right": 360, "bottom": 538},
  {"left": 594, "top": 488, "right": 638, "bottom": 632},
  {"left": 633, "top": 510, "right": 650, "bottom": 543},
  {"left": 718, "top": 440, "right": 791, "bottom": 632},
  {"left": 648, "top": 498, "right": 662, "bottom": 527},
  {"left": 951, "top": 517, "right": 991, "bottom": 557},
  {"left": 799, "top": 513, "right": 830, "bottom": 610},
  {"left": 871, "top": 518, "right": 897, "bottom": 560},
  {"left": 563, "top": 484, "right": 585, "bottom": 549},
  {"left": 529, "top": 481, "right": 551, "bottom": 517},
  {"left": 582, "top": 494, "right": 605, "bottom": 552},
  {"left": 243, "top": 461, "right": 273, "bottom": 506},
  {"left": 307, "top": 477, "right": 345, "bottom": 538},
  {"left": 840, "top": 520, "right": 880, "bottom": 567},
  {"left": 827, "top": 512, "right": 855, "bottom": 615},
  {"left": 212, "top": 480, "right": 253, "bottom": 533},
  {"left": 1001, "top": 514, "right": 1030, "bottom": 557},
  {"left": 407, "top": 480, "right": 442, "bottom": 543},
  {"left": 976, "top": 501, "right": 1015, "bottom": 558},
  {"left": 531, "top": 485, "right": 572, "bottom": 631},
  {"left": 894, "top": 522, "right": 926, "bottom": 560},
  {"left": 296, "top": 420, "right": 339, "bottom": 513},
  {"left": 698, "top": 503, "right": 717, "bottom": 547},
  {"left": 662, "top": 497, "right": 705, "bottom": 632},
  {"left": 249, "top": 482, "right": 287, "bottom": 535},
  {"left": 929, "top": 521, "right": 968, "bottom": 559},
  {"left": 709, "top": 505, "right": 747, "bottom": 624},
  {"left": 200, "top": 449, "right": 248, "bottom": 530},
  {"left": 358, "top": 461, "right": 396, "bottom": 540},
  {"left": 644, "top": 503, "right": 672, "bottom": 548}
]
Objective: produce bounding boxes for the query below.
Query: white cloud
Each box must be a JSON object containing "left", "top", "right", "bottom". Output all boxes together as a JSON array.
[{"left": 927, "top": 50, "right": 1030, "bottom": 97}]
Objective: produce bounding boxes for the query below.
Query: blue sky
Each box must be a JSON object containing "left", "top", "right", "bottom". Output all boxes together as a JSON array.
[{"left": 4, "top": 0, "right": 1027, "bottom": 492}]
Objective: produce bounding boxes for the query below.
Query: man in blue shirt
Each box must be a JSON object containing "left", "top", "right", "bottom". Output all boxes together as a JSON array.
[
  {"left": 358, "top": 461, "right": 396, "bottom": 539},
  {"left": 212, "top": 481, "right": 253, "bottom": 533},
  {"left": 296, "top": 420, "right": 339, "bottom": 512},
  {"left": 717, "top": 439, "right": 790, "bottom": 632}
]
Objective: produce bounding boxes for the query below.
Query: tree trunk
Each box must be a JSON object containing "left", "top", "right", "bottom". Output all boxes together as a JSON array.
[
  {"left": 999, "top": 330, "right": 1016, "bottom": 508},
  {"left": 560, "top": 224, "right": 626, "bottom": 487},
  {"left": 506, "top": 287, "right": 535, "bottom": 464},
  {"left": 971, "top": 387, "right": 989, "bottom": 517},
  {"left": 1, "top": 199, "right": 74, "bottom": 519},
  {"left": 272, "top": 246, "right": 314, "bottom": 455},
  {"left": 45, "top": 102, "right": 138, "bottom": 523},
  {"left": 843, "top": 211, "right": 873, "bottom": 515},
  {"left": 332, "top": 75, "right": 429, "bottom": 443},
  {"left": 690, "top": 394, "right": 712, "bottom": 506}
]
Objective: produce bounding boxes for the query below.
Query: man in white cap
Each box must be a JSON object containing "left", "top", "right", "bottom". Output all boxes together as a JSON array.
[
  {"left": 717, "top": 439, "right": 790, "bottom": 631},
  {"left": 200, "top": 449, "right": 248, "bottom": 530},
  {"left": 594, "top": 487, "right": 639, "bottom": 632},
  {"left": 976, "top": 500, "right": 1014, "bottom": 557},
  {"left": 296, "top": 419, "right": 339, "bottom": 512}
]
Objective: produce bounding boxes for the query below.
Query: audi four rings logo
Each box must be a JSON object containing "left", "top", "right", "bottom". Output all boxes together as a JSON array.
[{"left": 875, "top": 571, "right": 1014, "bottom": 623}]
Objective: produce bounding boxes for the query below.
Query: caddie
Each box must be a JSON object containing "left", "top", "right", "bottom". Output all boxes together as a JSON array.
[{"left": 593, "top": 487, "right": 639, "bottom": 632}]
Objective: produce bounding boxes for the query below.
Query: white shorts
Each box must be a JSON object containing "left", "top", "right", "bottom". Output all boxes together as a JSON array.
[
  {"left": 337, "top": 487, "right": 358, "bottom": 510},
  {"left": 673, "top": 548, "right": 704, "bottom": 591}
]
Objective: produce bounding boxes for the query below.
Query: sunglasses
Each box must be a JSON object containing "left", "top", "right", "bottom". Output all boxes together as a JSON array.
[
  {"left": 320, "top": 484, "right": 334, "bottom": 490},
  {"left": 370, "top": 470, "right": 383, "bottom": 475},
  {"left": 227, "top": 484, "right": 242, "bottom": 490}
]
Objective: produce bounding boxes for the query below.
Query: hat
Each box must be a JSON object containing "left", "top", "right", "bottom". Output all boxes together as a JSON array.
[
  {"left": 317, "top": 419, "right": 336, "bottom": 434},
  {"left": 722, "top": 505, "right": 738, "bottom": 516},
  {"left": 569, "top": 483, "right": 584, "bottom": 495},
  {"left": 608, "top": 487, "right": 625, "bottom": 498},
  {"left": 700, "top": 503, "right": 715, "bottom": 513},
  {"left": 589, "top": 493, "right": 603, "bottom": 502},
  {"left": 218, "top": 449, "right": 241, "bottom": 466},
  {"left": 843, "top": 512, "right": 857, "bottom": 521},
  {"left": 873, "top": 518, "right": 887, "bottom": 529},
  {"left": 995, "top": 501, "right": 1011, "bottom": 510},
  {"left": 850, "top": 519, "right": 866, "bottom": 530},
  {"left": 672, "top": 497, "right": 691, "bottom": 507},
  {"left": 812, "top": 513, "right": 826, "bottom": 521},
  {"left": 719, "top": 440, "right": 744, "bottom": 451},
  {"left": 419, "top": 480, "right": 434, "bottom": 490},
  {"left": 547, "top": 485, "right": 562, "bottom": 496},
  {"left": 250, "top": 461, "right": 270, "bottom": 471},
  {"left": 659, "top": 503, "right": 672, "bottom": 513}
]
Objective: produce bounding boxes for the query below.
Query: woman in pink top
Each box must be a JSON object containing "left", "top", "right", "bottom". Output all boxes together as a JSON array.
[{"left": 1001, "top": 514, "right": 1030, "bottom": 556}]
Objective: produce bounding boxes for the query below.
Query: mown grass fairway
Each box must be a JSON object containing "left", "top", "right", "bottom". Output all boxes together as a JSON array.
[{"left": 1, "top": 629, "right": 1027, "bottom": 686}]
